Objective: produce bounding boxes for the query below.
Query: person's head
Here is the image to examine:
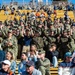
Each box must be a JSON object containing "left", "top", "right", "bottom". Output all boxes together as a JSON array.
[
  {"left": 8, "top": 30, "right": 12, "bottom": 37},
  {"left": 67, "top": 30, "right": 71, "bottom": 36},
  {"left": 30, "top": 44, "right": 37, "bottom": 55},
  {"left": 30, "top": 44, "right": 37, "bottom": 51},
  {"left": 26, "top": 61, "right": 34, "bottom": 74},
  {"left": 6, "top": 51, "right": 14, "bottom": 61},
  {"left": 2, "top": 60, "right": 11, "bottom": 72},
  {"left": 64, "top": 52, "right": 72, "bottom": 62},
  {"left": 63, "top": 30, "right": 67, "bottom": 37},
  {"left": 25, "top": 29, "right": 30, "bottom": 36},
  {"left": 21, "top": 52, "right": 27, "bottom": 60},
  {"left": 49, "top": 30, "right": 55, "bottom": 36},
  {"left": 34, "top": 30, "right": 40, "bottom": 37},
  {"left": 49, "top": 43, "right": 57, "bottom": 51},
  {"left": 38, "top": 50, "right": 45, "bottom": 59}
]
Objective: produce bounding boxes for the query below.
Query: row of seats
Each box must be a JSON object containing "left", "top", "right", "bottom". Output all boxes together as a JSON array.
[
  {"left": 0, "top": 10, "right": 75, "bottom": 22},
  {"left": 51, "top": 10, "right": 75, "bottom": 21},
  {"left": 15, "top": 60, "right": 62, "bottom": 75}
]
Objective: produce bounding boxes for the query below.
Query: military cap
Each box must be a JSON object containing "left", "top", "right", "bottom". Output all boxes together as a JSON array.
[
  {"left": 34, "top": 30, "right": 41, "bottom": 35},
  {"left": 63, "top": 30, "right": 67, "bottom": 33},
  {"left": 50, "top": 29, "right": 55, "bottom": 32},
  {"left": 38, "top": 50, "right": 45, "bottom": 54},
  {"left": 54, "top": 18, "right": 57, "bottom": 20},
  {"left": 50, "top": 22, "right": 54, "bottom": 25},
  {"left": 13, "top": 25, "right": 18, "bottom": 28},
  {"left": 8, "top": 30, "right": 12, "bottom": 33},
  {"left": 12, "top": 27, "right": 17, "bottom": 30},
  {"left": 67, "top": 29, "right": 70, "bottom": 32},
  {"left": 39, "top": 21, "right": 43, "bottom": 25}
]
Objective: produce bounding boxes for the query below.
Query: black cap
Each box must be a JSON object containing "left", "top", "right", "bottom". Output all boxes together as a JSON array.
[{"left": 26, "top": 61, "right": 34, "bottom": 67}]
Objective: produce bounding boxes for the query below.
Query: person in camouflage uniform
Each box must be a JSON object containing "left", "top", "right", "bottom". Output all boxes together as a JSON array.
[
  {"left": 2, "top": 30, "right": 18, "bottom": 59},
  {"left": 59, "top": 30, "right": 71, "bottom": 59},
  {"left": 37, "top": 50, "right": 50, "bottom": 75},
  {"left": 31, "top": 30, "right": 44, "bottom": 50}
]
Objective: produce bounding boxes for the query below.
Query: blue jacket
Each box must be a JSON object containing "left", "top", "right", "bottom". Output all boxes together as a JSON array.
[
  {"left": 22, "top": 68, "right": 42, "bottom": 75},
  {"left": 23, "top": 36, "right": 32, "bottom": 46},
  {"left": 10, "top": 60, "right": 16, "bottom": 73},
  {"left": 18, "top": 60, "right": 26, "bottom": 74},
  {"left": 0, "top": 50, "right": 5, "bottom": 68}
]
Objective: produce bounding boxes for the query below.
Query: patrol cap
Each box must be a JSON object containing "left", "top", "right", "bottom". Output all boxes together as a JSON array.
[
  {"left": 26, "top": 61, "right": 34, "bottom": 67},
  {"left": 39, "top": 21, "right": 43, "bottom": 25},
  {"left": 63, "top": 30, "right": 67, "bottom": 33},
  {"left": 67, "top": 29, "right": 70, "bottom": 32},
  {"left": 38, "top": 49, "right": 45, "bottom": 54},
  {"left": 8, "top": 30, "right": 12, "bottom": 33},
  {"left": 64, "top": 52, "right": 72, "bottom": 58},
  {"left": 50, "top": 29, "right": 55, "bottom": 32},
  {"left": 35, "top": 30, "right": 40, "bottom": 33}
]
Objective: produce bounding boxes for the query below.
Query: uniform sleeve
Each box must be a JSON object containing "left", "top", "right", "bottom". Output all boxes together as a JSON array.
[{"left": 39, "top": 58, "right": 50, "bottom": 67}]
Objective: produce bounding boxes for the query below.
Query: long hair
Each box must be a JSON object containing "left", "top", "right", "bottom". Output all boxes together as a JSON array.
[{"left": 6, "top": 51, "right": 15, "bottom": 61}]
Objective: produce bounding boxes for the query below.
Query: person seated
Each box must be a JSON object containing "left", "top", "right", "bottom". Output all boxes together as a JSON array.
[
  {"left": 58, "top": 52, "right": 75, "bottom": 75},
  {"left": 18, "top": 52, "right": 28, "bottom": 75},
  {"left": 0, "top": 60, "right": 14, "bottom": 75},
  {"left": 22, "top": 61, "right": 42, "bottom": 75},
  {"left": 46, "top": 43, "right": 59, "bottom": 67},
  {"left": 27, "top": 44, "right": 38, "bottom": 66},
  {"left": 37, "top": 50, "right": 50, "bottom": 75},
  {"left": 6, "top": 51, "right": 16, "bottom": 74}
]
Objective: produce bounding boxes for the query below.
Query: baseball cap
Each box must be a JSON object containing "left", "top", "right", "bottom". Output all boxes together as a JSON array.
[
  {"left": 2, "top": 60, "right": 11, "bottom": 66},
  {"left": 26, "top": 61, "right": 34, "bottom": 67},
  {"left": 64, "top": 52, "right": 72, "bottom": 58}
]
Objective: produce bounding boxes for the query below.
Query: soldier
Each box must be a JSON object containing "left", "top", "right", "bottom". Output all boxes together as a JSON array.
[
  {"left": 46, "top": 30, "right": 56, "bottom": 45},
  {"left": 2, "top": 30, "right": 18, "bottom": 59},
  {"left": 37, "top": 50, "right": 50, "bottom": 75},
  {"left": 31, "top": 30, "right": 44, "bottom": 50},
  {"left": 59, "top": 30, "right": 71, "bottom": 59}
]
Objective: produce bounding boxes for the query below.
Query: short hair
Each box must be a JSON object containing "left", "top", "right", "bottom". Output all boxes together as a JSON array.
[
  {"left": 21, "top": 52, "right": 27, "bottom": 56},
  {"left": 49, "top": 43, "right": 56, "bottom": 48}
]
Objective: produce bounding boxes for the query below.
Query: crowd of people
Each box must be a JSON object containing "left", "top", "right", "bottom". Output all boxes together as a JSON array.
[{"left": 0, "top": 2, "right": 75, "bottom": 75}]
